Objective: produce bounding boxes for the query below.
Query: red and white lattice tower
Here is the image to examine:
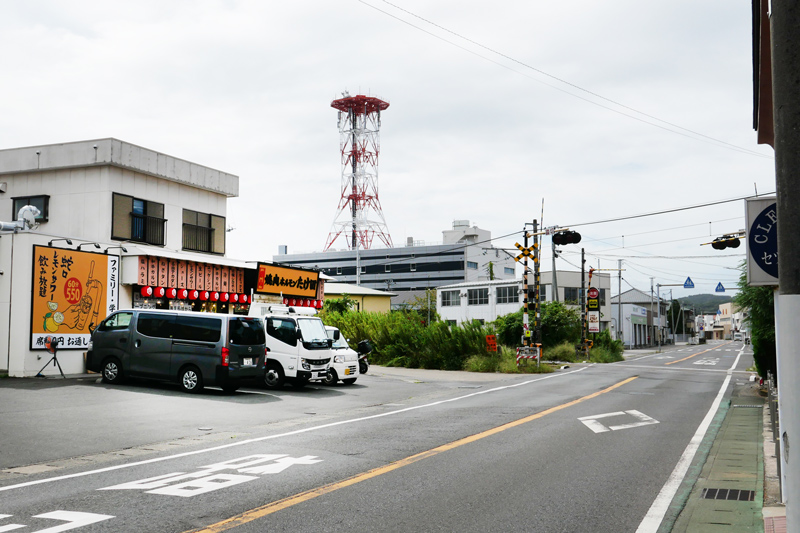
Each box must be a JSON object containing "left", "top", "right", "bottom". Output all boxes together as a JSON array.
[{"left": 324, "top": 92, "right": 393, "bottom": 251}]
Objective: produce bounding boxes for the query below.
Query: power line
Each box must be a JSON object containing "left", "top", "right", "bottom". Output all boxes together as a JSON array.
[
  {"left": 564, "top": 193, "right": 774, "bottom": 228},
  {"left": 361, "top": 0, "right": 772, "bottom": 160}
]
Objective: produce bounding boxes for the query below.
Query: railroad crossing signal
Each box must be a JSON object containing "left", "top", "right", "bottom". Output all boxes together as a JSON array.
[{"left": 514, "top": 242, "right": 538, "bottom": 262}]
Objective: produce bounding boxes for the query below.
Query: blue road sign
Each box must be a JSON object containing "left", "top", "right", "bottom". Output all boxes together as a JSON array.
[
  {"left": 716, "top": 282, "right": 725, "bottom": 293},
  {"left": 684, "top": 277, "right": 694, "bottom": 289}
]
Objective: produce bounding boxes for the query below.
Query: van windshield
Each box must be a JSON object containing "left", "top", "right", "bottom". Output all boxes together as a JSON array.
[{"left": 297, "top": 318, "right": 328, "bottom": 343}]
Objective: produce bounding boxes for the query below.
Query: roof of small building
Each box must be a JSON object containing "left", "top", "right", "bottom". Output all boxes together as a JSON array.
[{"left": 324, "top": 282, "right": 396, "bottom": 297}]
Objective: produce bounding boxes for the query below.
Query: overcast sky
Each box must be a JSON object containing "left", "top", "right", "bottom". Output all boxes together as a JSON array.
[{"left": 0, "top": 1, "right": 775, "bottom": 299}]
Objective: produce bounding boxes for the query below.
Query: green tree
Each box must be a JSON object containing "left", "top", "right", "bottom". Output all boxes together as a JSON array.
[
  {"left": 492, "top": 301, "right": 581, "bottom": 348},
  {"left": 322, "top": 294, "right": 357, "bottom": 315},
  {"left": 406, "top": 288, "right": 439, "bottom": 325},
  {"left": 733, "top": 261, "right": 775, "bottom": 377}
]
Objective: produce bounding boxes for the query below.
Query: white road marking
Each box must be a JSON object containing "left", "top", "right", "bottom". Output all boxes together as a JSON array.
[
  {"left": 99, "top": 454, "right": 323, "bottom": 497},
  {"left": 0, "top": 511, "right": 115, "bottom": 533},
  {"left": 579, "top": 410, "right": 659, "bottom": 434},
  {"left": 0, "top": 367, "right": 592, "bottom": 493},
  {"left": 693, "top": 358, "right": 719, "bottom": 366},
  {"left": 636, "top": 346, "right": 744, "bottom": 532}
]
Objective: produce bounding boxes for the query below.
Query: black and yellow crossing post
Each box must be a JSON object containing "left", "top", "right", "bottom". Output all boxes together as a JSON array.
[{"left": 515, "top": 220, "right": 542, "bottom": 366}]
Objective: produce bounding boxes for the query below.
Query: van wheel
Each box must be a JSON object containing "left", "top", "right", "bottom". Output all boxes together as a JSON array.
[
  {"left": 179, "top": 366, "right": 203, "bottom": 393},
  {"left": 102, "top": 357, "right": 123, "bottom": 384},
  {"left": 342, "top": 378, "right": 357, "bottom": 385},
  {"left": 323, "top": 369, "right": 338, "bottom": 386},
  {"left": 264, "top": 365, "right": 285, "bottom": 389}
]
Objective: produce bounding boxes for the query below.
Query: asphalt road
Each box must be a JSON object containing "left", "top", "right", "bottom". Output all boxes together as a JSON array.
[{"left": 0, "top": 340, "right": 754, "bottom": 532}]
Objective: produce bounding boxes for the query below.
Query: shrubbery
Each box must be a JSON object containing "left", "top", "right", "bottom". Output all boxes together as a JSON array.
[
  {"left": 320, "top": 298, "right": 622, "bottom": 373},
  {"left": 321, "top": 310, "right": 493, "bottom": 370}
]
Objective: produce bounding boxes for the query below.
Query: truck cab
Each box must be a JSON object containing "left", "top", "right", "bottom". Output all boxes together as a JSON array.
[
  {"left": 323, "top": 325, "right": 359, "bottom": 385},
  {"left": 249, "top": 304, "right": 331, "bottom": 389}
]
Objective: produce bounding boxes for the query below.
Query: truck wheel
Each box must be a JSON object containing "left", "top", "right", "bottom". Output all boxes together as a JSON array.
[
  {"left": 102, "top": 357, "right": 124, "bottom": 384},
  {"left": 179, "top": 366, "right": 204, "bottom": 393},
  {"left": 342, "top": 378, "right": 357, "bottom": 385},
  {"left": 264, "top": 365, "right": 285, "bottom": 389},
  {"left": 323, "top": 369, "right": 338, "bottom": 385}
]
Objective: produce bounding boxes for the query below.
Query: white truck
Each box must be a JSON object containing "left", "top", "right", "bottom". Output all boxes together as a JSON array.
[
  {"left": 248, "top": 304, "right": 332, "bottom": 389},
  {"left": 323, "top": 325, "right": 359, "bottom": 385}
]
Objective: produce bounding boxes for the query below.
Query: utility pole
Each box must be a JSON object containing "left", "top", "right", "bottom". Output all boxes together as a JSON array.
[
  {"left": 581, "top": 248, "right": 586, "bottom": 357},
  {"left": 772, "top": 1, "right": 800, "bottom": 523},
  {"left": 533, "top": 220, "right": 541, "bottom": 345},
  {"left": 618, "top": 259, "right": 623, "bottom": 342},
  {"left": 552, "top": 237, "right": 559, "bottom": 302}
]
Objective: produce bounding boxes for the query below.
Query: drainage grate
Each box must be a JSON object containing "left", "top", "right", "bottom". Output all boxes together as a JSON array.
[
  {"left": 732, "top": 404, "right": 762, "bottom": 408},
  {"left": 701, "top": 488, "right": 755, "bottom": 501}
]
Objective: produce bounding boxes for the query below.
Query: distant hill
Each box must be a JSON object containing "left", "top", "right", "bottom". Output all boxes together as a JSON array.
[{"left": 678, "top": 293, "right": 733, "bottom": 314}]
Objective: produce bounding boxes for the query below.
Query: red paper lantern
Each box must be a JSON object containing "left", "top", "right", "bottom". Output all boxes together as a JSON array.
[
  {"left": 199, "top": 291, "right": 209, "bottom": 301},
  {"left": 316, "top": 300, "right": 323, "bottom": 309},
  {"left": 140, "top": 286, "right": 153, "bottom": 297},
  {"left": 178, "top": 289, "right": 188, "bottom": 299},
  {"left": 240, "top": 294, "right": 248, "bottom": 304},
  {"left": 154, "top": 287, "right": 165, "bottom": 298},
  {"left": 189, "top": 290, "right": 198, "bottom": 300},
  {"left": 291, "top": 298, "right": 297, "bottom": 306},
  {"left": 283, "top": 297, "right": 289, "bottom": 305},
  {"left": 211, "top": 292, "right": 219, "bottom": 302},
  {"left": 221, "top": 292, "right": 230, "bottom": 302},
  {"left": 231, "top": 293, "right": 239, "bottom": 303},
  {"left": 166, "top": 288, "right": 177, "bottom": 299}
]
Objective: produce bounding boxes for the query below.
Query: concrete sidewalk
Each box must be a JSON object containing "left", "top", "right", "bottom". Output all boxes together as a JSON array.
[{"left": 671, "top": 382, "right": 786, "bottom": 532}]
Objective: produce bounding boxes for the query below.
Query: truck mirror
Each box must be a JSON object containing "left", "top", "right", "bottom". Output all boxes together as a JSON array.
[
  {"left": 327, "top": 339, "right": 333, "bottom": 348},
  {"left": 333, "top": 330, "right": 340, "bottom": 340},
  {"left": 296, "top": 329, "right": 303, "bottom": 340}
]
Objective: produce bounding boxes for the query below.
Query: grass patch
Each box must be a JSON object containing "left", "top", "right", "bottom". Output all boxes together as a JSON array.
[
  {"left": 589, "top": 346, "right": 624, "bottom": 363},
  {"left": 542, "top": 342, "right": 577, "bottom": 363}
]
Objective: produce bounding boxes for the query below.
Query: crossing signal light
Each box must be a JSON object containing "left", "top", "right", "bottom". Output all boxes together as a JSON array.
[
  {"left": 711, "top": 235, "right": 741, "bottom": 250},
  {"left": 553, "top": 230, "right": 581, "bottom": 245}
]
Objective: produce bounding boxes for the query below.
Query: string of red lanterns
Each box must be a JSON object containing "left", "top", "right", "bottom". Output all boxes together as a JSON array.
[
  {"left": 282, "top": 297, "right": 324, "bottom": 309},
  {"left": 139, "top": 286, "right": 249, "bottom": 303}
]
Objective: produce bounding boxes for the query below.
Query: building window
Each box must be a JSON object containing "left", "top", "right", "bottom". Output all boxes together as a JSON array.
[
  {"left": 467, "top": 261, "right": 478, "bottom": 270},
  {"left": 411, "top": 263, "right": 417, "bottom": 272},
  {"left": 112, "top": 193, "right": 166, "bottom": 246},
  {"left": 504, "top": 267, "right": 514, "bottom": 275},
  {"left": 385, "top": 264, "right": 391, "bottom": 273},
  {"left": 496, "top": 286, "right": 519, "bottom": 304},
  {"left": 441, "top": 290, "right": 460, "bottom": 307},
  {"left": 564, "top": 287, "right": 580, "bottom": 303},
  {"left": 336, "top": 267, "right": 342, "bottom": 275},
  {"left": 183, "top": 209, "right": 225, "bottom": 254},
  {"left": 12, "top": 195, "right": 49, "bottom": 222},
  {"left": 360, "top": 266, "right": 366, "bottom": 274},
  {"left": 468, "top": 288, "right": 489, "bottom": 305},
  {"left": 599, "top": 288, "right": 606, "bottom": 306}
]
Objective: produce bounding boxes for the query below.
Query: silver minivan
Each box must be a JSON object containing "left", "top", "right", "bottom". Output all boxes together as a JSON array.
[{"left": 86, "top": 309, "right": 266, "bottom": 393}]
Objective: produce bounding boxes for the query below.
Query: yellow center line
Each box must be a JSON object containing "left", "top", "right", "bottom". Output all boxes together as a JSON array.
[
  {"left": 664, "top": 341, "right": 734, "bottom": 365},
  {"left": 187, "top": 376, "right": 638, "bottom": 533}
]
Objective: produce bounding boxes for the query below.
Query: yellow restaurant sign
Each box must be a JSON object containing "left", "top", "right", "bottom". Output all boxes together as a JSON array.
[
  {"left": 256, "top": 263, "right": 319, "bottom": 298},
  {"left": 30, "top": 245, "right": 119, "bottom": 350}
]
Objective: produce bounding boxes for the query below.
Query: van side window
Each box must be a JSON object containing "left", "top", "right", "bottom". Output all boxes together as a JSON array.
[
  {"left": 137, "top": 313, "right": 175, "bottom": 339},
  {"left": 101, "top": 312, "right": 133, "bottom": 331},
  {"left": 230, "top": 318, "right": 266, "bottom": 345},
  {"left": 267, "top": 318, "right": 297, "bottom": 347},
  {"left": 174, "top": 316, "right": 221, "bottom": 343}
]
